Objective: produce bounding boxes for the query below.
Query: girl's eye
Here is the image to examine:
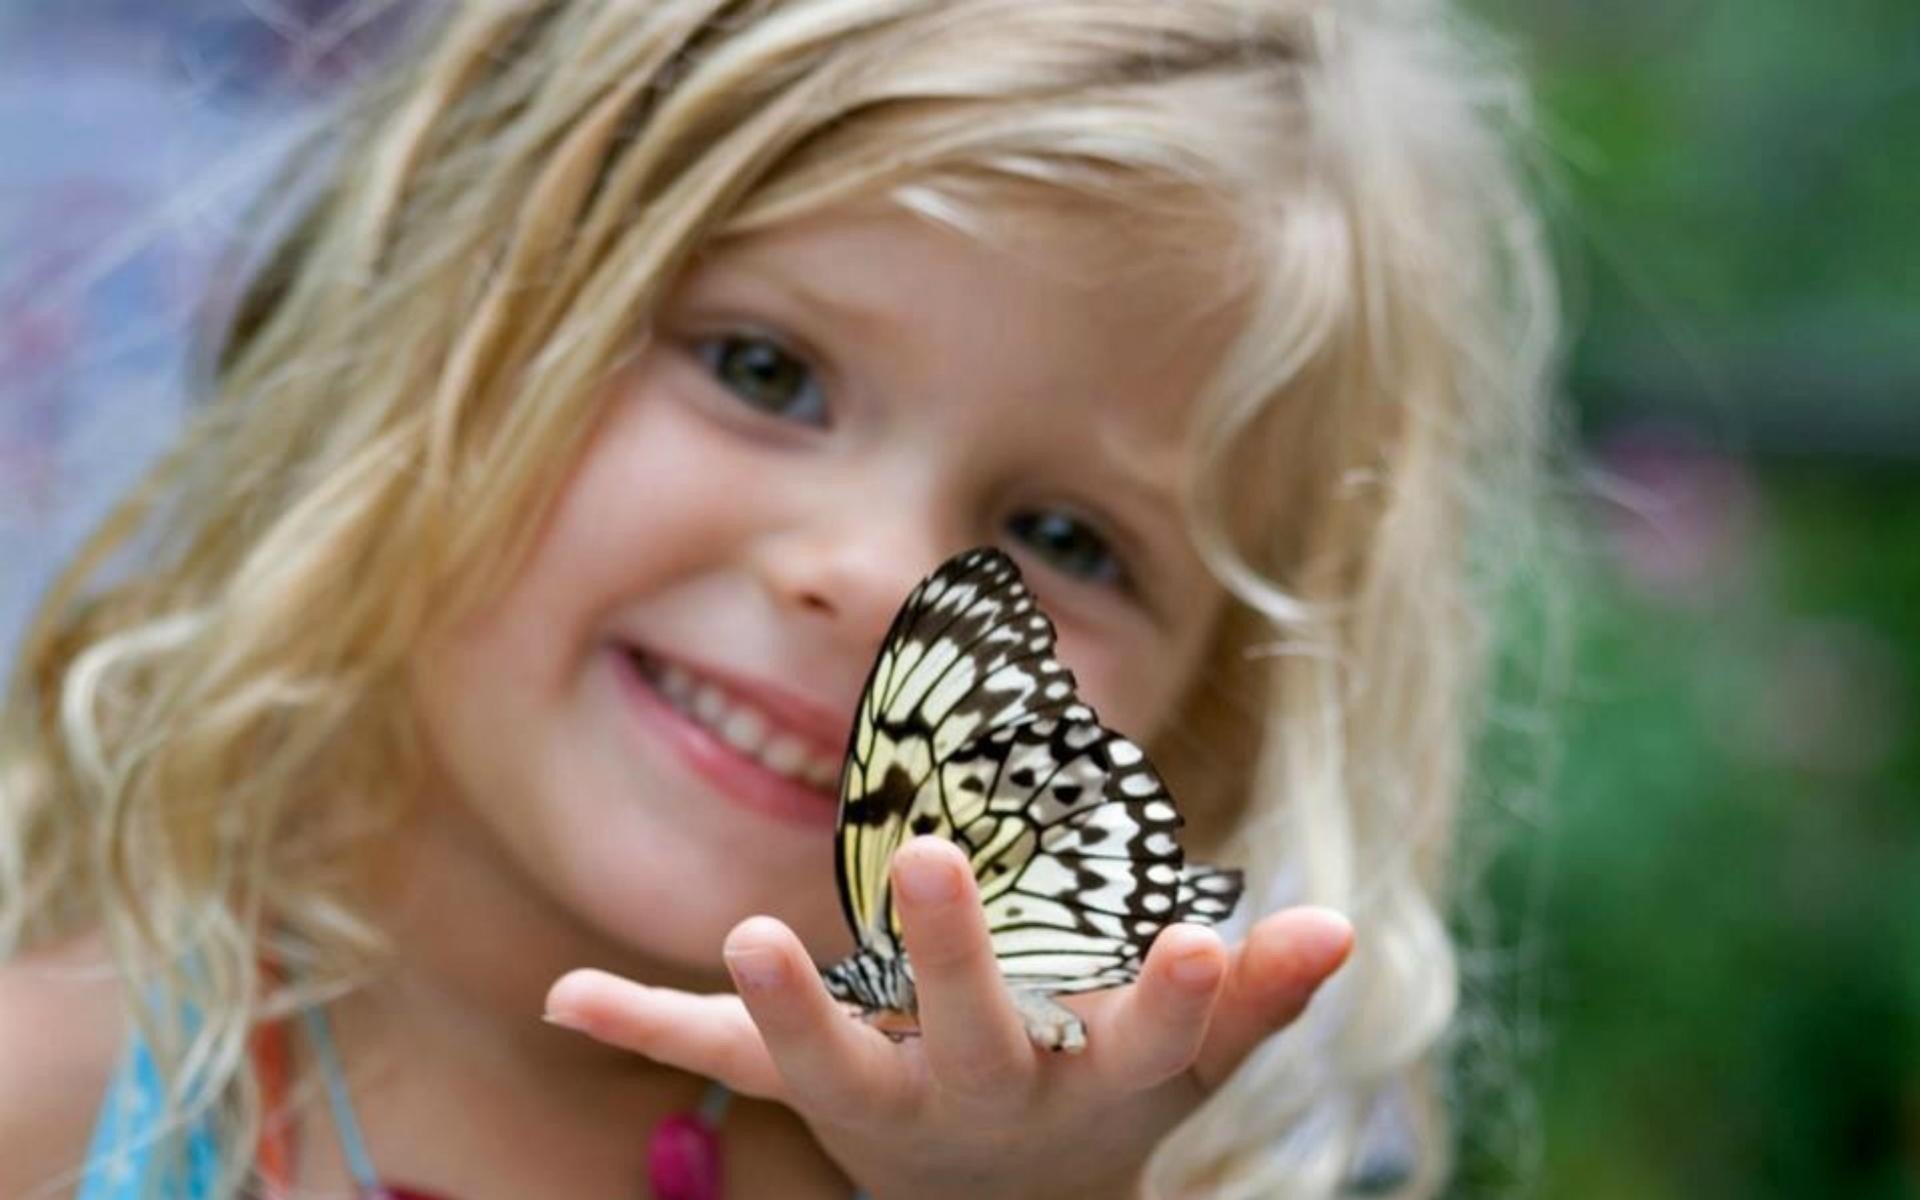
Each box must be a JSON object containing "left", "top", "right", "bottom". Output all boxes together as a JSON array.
[
  {"left": 1006, "top": 510, "right": 1128, "bottom": 589},
  {"left": 693, "top": 334, "right": 827, "bottom": 427}
]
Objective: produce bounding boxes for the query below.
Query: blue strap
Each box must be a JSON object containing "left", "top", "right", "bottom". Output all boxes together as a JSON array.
[
  {"left": 301, "top": 1002, "right": 382, "bottom": 1190},
  {"left": 78, "top": 1027, "right": 221, "bottom": 1200}
]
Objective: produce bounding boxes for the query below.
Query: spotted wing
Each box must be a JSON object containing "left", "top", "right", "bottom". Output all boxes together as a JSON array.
[
  {"left": 832, "top": 546, "right": 1244, "bottom": 1001},
  {"left": 936, "top": 715, "right": 1243, "bottom": 993},
  {"left": 835, "top": 547, "right": 1090, "bottom": 961}
]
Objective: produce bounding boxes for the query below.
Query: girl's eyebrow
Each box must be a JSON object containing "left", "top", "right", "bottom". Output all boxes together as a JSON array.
[
  {"left": 1089, "top": 423, "right": 1189, "bottom": 516},
  {"left": 1094, "top": 457, "right": 1182, "bottom": 526},
  {"left": 682, "top": 259, "right": 895, "bottom": 337}
]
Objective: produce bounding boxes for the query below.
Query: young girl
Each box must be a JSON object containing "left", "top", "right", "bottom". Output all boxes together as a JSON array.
[{"left": 0, "top": 0, "right": 1556, "bottom": 1196}]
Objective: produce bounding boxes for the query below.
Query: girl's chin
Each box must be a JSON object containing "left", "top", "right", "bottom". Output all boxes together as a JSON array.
[
  {"left": 556, "top": 840, "right": 848, "bottom": 974},
  {"left": 583, "top": 915, "right": 850, "bottom": 991}
]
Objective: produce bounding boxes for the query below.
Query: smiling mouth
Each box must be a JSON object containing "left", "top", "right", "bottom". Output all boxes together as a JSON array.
[{"left": 627, "top": 652, "right": 843, "bottom": 792}]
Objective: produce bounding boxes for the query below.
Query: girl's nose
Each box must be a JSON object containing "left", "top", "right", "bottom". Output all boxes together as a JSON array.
[{"left": 756, "top": 524, "right": 955, "bottom": 654}]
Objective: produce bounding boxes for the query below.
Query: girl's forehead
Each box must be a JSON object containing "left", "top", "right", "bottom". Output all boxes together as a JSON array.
[
  {"left": 681, "top": 201, "right": 1251, "bottom": 426},
  {"left": 709, "top": 191, "right": 1251, "bottom": 308}
]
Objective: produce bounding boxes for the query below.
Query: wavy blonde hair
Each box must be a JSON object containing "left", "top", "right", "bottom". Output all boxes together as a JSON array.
[{"left": 1, "top": 0, "right": 1556, "bottom": 1195}]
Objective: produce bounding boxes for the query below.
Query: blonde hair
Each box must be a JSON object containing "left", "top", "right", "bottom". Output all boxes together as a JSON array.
[{"left": 1, "top": 1, "right": 1557, "bottom": 1195}]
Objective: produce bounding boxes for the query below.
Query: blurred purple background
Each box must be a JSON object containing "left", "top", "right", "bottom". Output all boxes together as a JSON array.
[{"left": 0, "top": 1, "right": 409, "bottom": 669}]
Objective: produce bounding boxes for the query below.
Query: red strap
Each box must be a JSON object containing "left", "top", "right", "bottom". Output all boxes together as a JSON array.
[{"left": 250, "top": 1015, "right": 296, "bottom": 1198}]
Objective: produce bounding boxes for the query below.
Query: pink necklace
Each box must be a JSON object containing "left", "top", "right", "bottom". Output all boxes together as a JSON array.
[{"left": 643, "top": 1085, "right": 731, "bottom": 1200}]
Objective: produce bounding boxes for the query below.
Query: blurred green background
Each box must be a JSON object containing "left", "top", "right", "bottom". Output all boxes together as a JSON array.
[{"left": 1453, "top": 1, "right": 1920, "bottom": 1195}]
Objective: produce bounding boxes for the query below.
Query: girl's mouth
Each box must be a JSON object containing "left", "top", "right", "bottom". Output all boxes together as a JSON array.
[{"left": 610, "top": 645, "right": 845, "bottom": 828}]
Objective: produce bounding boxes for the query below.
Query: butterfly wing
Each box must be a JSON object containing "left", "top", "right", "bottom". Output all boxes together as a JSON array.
[
  {"left": 835, "top": 548, "right": 1090, "bottom": 963},
  {"left": 951, "top": 717, "right": 1184, "bottom": 992},
  {"left": 830, "top": 546, "right": 1245, "bottom": 1012}
]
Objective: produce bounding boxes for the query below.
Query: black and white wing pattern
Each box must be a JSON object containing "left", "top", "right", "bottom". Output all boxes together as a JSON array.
[{"left": 820, "top": 547, "right": 1244, "bottom": 1049}]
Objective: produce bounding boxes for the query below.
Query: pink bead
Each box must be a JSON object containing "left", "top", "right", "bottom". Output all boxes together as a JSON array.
[
  {"left": 648, "top": 1111, "right": 725, "bottom": 1200},
  {"left": 361, "top": 1189, "right": 456, "bottom": 1200}
]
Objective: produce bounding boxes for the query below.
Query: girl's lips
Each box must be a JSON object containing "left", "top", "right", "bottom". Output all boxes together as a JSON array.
[{"left": 607, "top": 646, "right": 843, "bottom": 830}]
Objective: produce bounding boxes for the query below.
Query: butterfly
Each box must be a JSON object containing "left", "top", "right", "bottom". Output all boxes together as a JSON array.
[{"left": 819, "top": 546, "right": 1245, "bottom": 1052}]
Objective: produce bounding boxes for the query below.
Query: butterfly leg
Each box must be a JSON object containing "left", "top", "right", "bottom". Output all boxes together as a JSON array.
[
  {"left": 856, "top": 1008, "right": 923, "bottom": 1042},
  {"left": 1009, "top": 989, "right": 1086, "bottom": 1053}
]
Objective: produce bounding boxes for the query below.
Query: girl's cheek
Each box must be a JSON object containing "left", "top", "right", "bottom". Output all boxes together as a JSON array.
[
  {"left": 1054, "top": 631, "right": 1164, "bottom": 740},
  {"left": 1063, "top": 597, "right": 1223, "bottom": 746}
]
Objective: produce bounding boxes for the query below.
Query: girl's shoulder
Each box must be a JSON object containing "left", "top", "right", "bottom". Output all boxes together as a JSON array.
[{"left": 0, "top": 933, "right": 128, "bottom": 1198}]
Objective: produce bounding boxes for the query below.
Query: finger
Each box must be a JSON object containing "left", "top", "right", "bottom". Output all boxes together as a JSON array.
[
  {"left": 1088, "top": 923, "right": 1228, "bottom": 1092},
  {"left": 722, "top": 915, "right": 910, "bottom": 1121},
  {"left": 1192, "top": 906, "right": 1354, "bottom": 1090},
  {"left": 543, "top": 968, "right": 785, "bottom": 1100},
  {"left": 890, "top": 837, "right": 1034, "bottom": 1098}
]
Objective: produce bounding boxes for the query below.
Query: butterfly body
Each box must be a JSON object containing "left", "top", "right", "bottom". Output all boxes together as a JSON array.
[
  {"left": 820, "top": 945, "right": 917, "bottom": 1016},
  {"left": 821, "top": 548, "right": 1245, "bottom": 1051}
]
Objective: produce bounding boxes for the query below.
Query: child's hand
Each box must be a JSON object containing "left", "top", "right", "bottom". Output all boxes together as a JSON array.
[{"left": 545, "top": 837, "right": 1353, "bottom": 1200}]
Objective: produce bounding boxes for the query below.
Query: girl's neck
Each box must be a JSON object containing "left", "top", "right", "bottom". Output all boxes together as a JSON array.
[
  {"left": 302, "top": 797, "right": 716, "bottom": 1192},
  {"left": 365, "top": 794, "right": 715, "bottom": 1092}
]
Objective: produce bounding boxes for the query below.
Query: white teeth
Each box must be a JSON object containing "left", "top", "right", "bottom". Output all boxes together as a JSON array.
[
  {"left": 802, "top": 758, "right": 839, "bottom": 789},
  {"left": 639, "top": 654, "right": 841, "bottom": 790},
  {"left": 761, "top": 734, "right": 807, "bottom": 775},
  {"left": 692, "top": 683, "right": 725, "bottom": 723},
  {"left": 719, "top": 706, "right": 767, "bottom": 754},
  {"left": 658, "top": 663, "right": 694, "bottom": 704}
]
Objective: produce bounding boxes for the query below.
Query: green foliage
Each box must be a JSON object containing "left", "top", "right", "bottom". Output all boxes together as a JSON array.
[
  {"left": 1440, "top": 5, "right": 1920, "bottom": 1189},
  {"left": 1480, "top": 0, "right": 1920, "bottom": 449},
  {"left": 1458, "top": 467, "right": 1920, "bottom": 1197}
]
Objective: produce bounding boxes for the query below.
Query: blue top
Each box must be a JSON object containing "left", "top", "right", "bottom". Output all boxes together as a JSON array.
[
  {"left": 75, "top": 1005, "right": 429, "bottom": 1198},
  {"left": 75, "top": 1006, "right": 372, "bottom": 1198},
  {"left": 77, "top": 1028, "right": 221, "bottom": 1199}
]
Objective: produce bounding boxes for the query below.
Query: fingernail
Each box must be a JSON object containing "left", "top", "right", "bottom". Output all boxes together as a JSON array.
[
  {"left": 541, "top": 971, "right": 599, "bottom": 1033},
  {"left": 542, "top": 1008, "right": 588, "bottom": 1033},
  {"left": 725, "top": 947, "right": 784, "bottom": 991},
  {"left": 896, "top": 850, "right": 961, "bottom": 905},
  {"left": 1171, "top": 950, "right": 1224, "bottom": 990}
]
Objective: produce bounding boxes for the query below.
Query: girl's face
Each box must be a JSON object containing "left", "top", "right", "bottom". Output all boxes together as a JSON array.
[{"left": 412, "top": 206, "right": 1241, "bottom": 978}]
